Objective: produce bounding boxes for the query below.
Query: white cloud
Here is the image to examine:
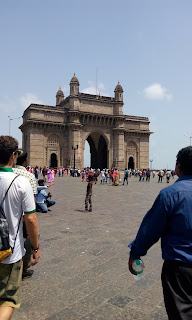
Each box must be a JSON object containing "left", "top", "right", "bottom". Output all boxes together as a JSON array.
[
  {"left": 142, "top": 83, "right": 173, "bottom": 101},
  {"left": 19, "top": 93, "right": 44, "bottom": 109},
  {"left": 0, "top": 93, "right": 44, "bottom": 115},
  {"left": 82, "top": 81, "right": 109, "bottom": 96}
]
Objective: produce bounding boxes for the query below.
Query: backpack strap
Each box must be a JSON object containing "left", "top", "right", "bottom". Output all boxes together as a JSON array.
[
  {"left": 12, "top": 211, "right": 23, "bottom": 252},
  {"left": 0, "top": 175, "right": 22, "bottom": 253},
  {"left": 0, "top": 175, "right": 20, "bottom": 207}
]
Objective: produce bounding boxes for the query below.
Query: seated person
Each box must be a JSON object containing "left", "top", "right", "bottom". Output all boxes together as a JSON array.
[{"left": 36, "top": 180, "right": 55, "bottom": 213}]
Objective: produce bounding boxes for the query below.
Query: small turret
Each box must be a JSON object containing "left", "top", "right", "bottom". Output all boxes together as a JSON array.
[
  {"left": 56, "top": 88, "right": 64, "bottom": 106},
  {"left": 70, "top": 73, "right": 79, "bottom": 96},
  {"left": 114, "top": 81, "right": 123, "bottom": 102}
]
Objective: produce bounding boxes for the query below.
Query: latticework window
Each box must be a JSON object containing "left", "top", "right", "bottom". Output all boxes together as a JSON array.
[
  {"left": 47, "top": 135, "right": 60, "bottom": 146},
  {"left": 127, "top": 142, "right": 137, "bottom": 153}
]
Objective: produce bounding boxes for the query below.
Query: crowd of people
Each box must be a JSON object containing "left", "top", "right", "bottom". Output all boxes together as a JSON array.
[
  {"left": 76, "top": 167, "right": 176, "bottom": 185},
  {"left": 25, "top": 164, "right": 176, "bottom": 187},
  {"left": 26, "top": 166, "right": 69, "bottom": 181}
]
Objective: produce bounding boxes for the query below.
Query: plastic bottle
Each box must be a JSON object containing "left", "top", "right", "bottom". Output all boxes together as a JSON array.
[{"left": 132, "top": 259, "right": 144, "bottom": 280}]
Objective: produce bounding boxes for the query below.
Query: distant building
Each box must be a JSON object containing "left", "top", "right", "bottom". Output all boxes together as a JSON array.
[{"left": 20, "top": 74, "right": 152, "bottom": 169}]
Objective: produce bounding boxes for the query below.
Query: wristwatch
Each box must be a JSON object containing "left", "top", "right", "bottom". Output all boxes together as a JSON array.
[{"left": 31, "top": 246, "right": 39, "bottom": 252}]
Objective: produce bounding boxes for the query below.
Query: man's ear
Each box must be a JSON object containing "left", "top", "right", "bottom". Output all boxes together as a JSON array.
[
  {"left": 10, "top": 152, "right": 16, "bottom": 166},
  {"left": 175, "top": 161, "right": 182, "bottom": 177}
]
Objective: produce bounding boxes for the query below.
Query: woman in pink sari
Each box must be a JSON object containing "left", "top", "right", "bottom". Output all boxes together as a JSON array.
[
  {"left": 51, "top": 169, "right": 55, "bottom": 181},
  {"left": 113, "top": 169, "right": 119, "bottom": 186},
  {"left": 47, "top": 169, "right": 53, "bottom": 183}
]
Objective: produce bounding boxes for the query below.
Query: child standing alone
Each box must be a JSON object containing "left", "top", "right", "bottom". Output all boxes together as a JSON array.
[{"left": 84, "top": 175, "right": 93, "bottom": 212}]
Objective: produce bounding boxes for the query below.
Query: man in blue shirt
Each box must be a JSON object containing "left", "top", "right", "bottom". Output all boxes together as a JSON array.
[
  {"left": 36, "top": 180, "right": 55, "bottom": 213},
  {"left": 128, "top": 146, "right": 192, "bottom": 320}
]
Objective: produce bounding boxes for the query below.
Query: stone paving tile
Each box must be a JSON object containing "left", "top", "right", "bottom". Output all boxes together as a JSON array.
[
  {"left": 107, "top": 295, "right": 133, "bottom": 308},
  {"left": 45, "top": 309, "right": 81, "bottom": 320},
  {"left": 80, "top": 303, "right": 124, "bottom": 320},
  {"left": 12, "top": 175, "right": 174, "bottom": 319}
]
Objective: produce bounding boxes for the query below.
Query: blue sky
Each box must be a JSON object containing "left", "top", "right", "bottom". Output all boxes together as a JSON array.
[{"left": 1, "top": 0, "right": 192, "bottom": 169}]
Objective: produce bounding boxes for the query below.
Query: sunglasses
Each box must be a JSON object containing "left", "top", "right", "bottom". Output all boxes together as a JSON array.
[{"left": 14, "top": 150, "right": 22, "bottom": 157}]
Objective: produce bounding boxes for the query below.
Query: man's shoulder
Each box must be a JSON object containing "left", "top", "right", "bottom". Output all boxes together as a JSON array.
[
  {"left": 159, "top": 178, "right": 186, "bottom": 197},
  {"left": 15, "top": 174, "right": 31, "bottom": 185},
  {"left": 1, "top": 172, "right": 31, "bottom": 189}
]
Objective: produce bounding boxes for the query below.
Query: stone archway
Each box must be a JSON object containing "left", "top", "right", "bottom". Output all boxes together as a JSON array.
[
  {"left": 127, "top": 141, "right": 138, "bottom": 169},
  {"left": 47, "top": 135, "right": 60, "bottom": 168},
  {"left": 86, "top": 132, "right": 108, "bottom": 169},
  {"left": 50, "top": 153, "right": 58, "bottom": 168}
]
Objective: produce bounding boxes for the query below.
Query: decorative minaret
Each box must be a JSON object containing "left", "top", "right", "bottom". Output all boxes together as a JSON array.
[
  {"left": 56, "top": 88, "right": 64, "bottom": 106},
  {"left": 114, "top": 81, "right": 123, "bottom": 102},
  {"left": 114, "top": 81, "right": 123, "bottom": 115},
  {"left": 70, "top": 73, "right": 79, "bottom": 96}
]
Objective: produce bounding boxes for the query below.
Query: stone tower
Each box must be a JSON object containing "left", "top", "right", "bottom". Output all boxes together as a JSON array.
[
  {"left": 70, "top": 73, "right": 79, "bottom": 96},
  {"left": 114, "top": 81, "right": 123, "bottom": 115},
  {"left": 56, "top": 88, "right": 64, "bottom": 106}
]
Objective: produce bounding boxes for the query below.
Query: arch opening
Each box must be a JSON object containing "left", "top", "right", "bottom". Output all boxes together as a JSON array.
[
  {"left": 85, "top": 132, "right": 108, "bottom": 169},
  {"left": 50, "top": 153, "right": 58, "bottom": 168},
  {"left": 128, "top": 156, "right": 134, "bottom": 170}
]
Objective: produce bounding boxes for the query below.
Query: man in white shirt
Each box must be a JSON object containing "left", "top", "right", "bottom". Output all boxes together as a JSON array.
[
  {"left": 13, "top": 149, "right": 38, "bottom": 279},
  {"left": 0, "top": 136, "right": 40, "bottom": 320}
]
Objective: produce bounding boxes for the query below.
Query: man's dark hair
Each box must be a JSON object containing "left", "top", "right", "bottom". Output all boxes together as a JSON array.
[
  {"left": 0, "top": 136, "right": 18, "bottom": 165},
  {"left": 16, "top": 149, "right": 27, "bottom": 165},
  {"left": 176, "top": 146, "right": 192, "bottom": 175},
  {"left": 38, "top": 179, "right": 45, "bottom": 186}
]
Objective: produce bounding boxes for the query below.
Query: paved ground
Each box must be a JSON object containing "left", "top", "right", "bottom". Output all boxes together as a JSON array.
[{"left": 13, "top": 174, "right": 176, "bottom": 320}]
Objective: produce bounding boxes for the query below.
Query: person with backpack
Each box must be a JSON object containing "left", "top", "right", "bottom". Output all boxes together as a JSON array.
[
  {"left": 146, "top": 169, "right": 151, "bottom": 182},
  {"left": 123, "top": 168, "right": 129, "bottom": 185},
  {"left": 13, "top": 149, "right": 38, "bottom": 280},
  {"left": 0, "top": 136, "right": 39, "bottom": 320},
  {"left": 158, "top": 169, "right": 164, "bottom": 183}
]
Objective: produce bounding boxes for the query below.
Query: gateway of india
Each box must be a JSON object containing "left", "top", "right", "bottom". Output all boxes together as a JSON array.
[{"left": 20, "top": 74, "right": 152, "bottom": 170}]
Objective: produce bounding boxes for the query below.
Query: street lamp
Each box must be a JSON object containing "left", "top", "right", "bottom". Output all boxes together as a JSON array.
[
  {"left": 72, "top": 144, "right": 78, "bottom": 176},
  {"left": 8, "top": 116, "right": 22, "bottom": 135},
  {"left": 150, "top": 159, "right": 153, "bottom": 170}
]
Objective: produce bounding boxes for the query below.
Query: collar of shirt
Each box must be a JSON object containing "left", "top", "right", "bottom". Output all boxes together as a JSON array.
[
  {"left": 175, "top": 175, "right": 192, "bottom": 183},
  {"left": 15, "top": 165, "right": 27, "bottom": 171},
  {"left": 0, "top": 167, "right": 13, "bottom": 172}
]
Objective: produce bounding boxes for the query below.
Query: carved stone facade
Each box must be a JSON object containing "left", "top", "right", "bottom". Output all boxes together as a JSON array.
[{"left": 20, "top": 74, "right": 152, "bottom": 170}]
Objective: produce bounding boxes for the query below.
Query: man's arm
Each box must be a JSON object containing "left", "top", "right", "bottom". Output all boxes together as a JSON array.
[
  {"left": 37, "top": 182, "right": 54, "bottom": 191},
  {"left": 128, "top": 192, "right": 169, "bottom": 272},
  {"left": 24, "top": 213, "right": 40, "bottom": 266},
  {"left": 48, "top": 182, "right": 54, "bottom": 187}
]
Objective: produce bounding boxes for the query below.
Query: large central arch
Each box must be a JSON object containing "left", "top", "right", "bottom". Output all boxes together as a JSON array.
[{"left": 86, "top": 132, "right": 108, "bottom": 169}]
